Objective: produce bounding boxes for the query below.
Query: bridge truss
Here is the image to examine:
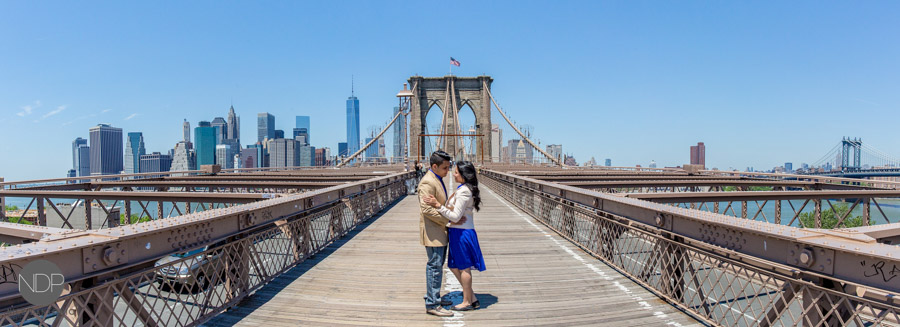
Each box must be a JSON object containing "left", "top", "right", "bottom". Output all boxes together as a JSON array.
[
  {"left": 482, "top": 164, "right": 900, "bottom": 326},
  {"left": 0, "top": 166, "right": 414, "bottom": 326}
]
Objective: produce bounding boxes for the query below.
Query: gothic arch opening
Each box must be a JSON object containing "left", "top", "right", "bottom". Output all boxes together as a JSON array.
[
  {"left": 423, "top": 103, "right": 444, "bottom": 158},
  {"left": 457, "top": 103, "right": 477, "bottom": 161}
]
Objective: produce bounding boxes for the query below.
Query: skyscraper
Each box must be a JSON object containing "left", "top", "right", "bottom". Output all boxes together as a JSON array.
[
  {"left": 216, "top": 144, "right": 237, "bottom": 169},
  {"left": 364, "top": 137, "right": 379, "bottom": 161},
  {"left": 195, "top": 121, "right": 217, "bottom": 167},
  {"left": 295, "top": 116, "right": 310, "bottom": 144},
  {"left": 546, "top": 144, "right": 563, "bottom": 163},
  {"left": 72, "top": 137, "right": 87, "bottom": 170},
  {"left": 347, "top": 89, "right": 360, "bottom": 156},
  {"left": 507, "top": 139, "right": 533, "bottom": 164},
  {"left": 338, "top": 142, "right": 348, "bottom": 157},
  {"left": 139, "top": 152, "right": 172, "bottom": 176},
  {"left": 171, "top": 141, "right": 196, "bottom": 172},
  {"left": 690, "top": 142, "right": 706, "bottom": 167},
  {"left": 240, "top": 148, "right": 257, "bottom": 169},
  {"left": 268, "top": 138, "right": 298, "bottom": 168},
  {"left": 226, "top": 106, "right": 240, "bottom": 142},
  {"left": 274, "top": 129, "right": 284, "bottom": 139},
  {"left": 490, "top": 124, "right": 502, "bottom": 163},
  {"left": 89, "top": 124, "right": 123, "bottom": 176},
  {"left": 784, "top": 162, "right": 793, "bottom": 173},
  {"left": 392, "top": 107, "right": 406, "bottom": 163},
  {"left": 257, "top": 113, "right": 275, "bottom": 143},
  {"left": 124, "top": 132, "right": 146, "bottom": 174},
  {"left": 211, "top": 117, "right": 227, "bottom": 144},
  {"left": 293, "top": 128, "right": 309, "bottom": 145},
  {"left": 182, "top": 119, "right": 191, "bottom": 142},
  {"left": 298, "top": 145, "right": 315, "bottom": 167},
  {"left": 605, "top": 158, "right": 611, "bottom": 167},
  {"left": 74, "top": 144, "right": 90, "bottom": 177}
]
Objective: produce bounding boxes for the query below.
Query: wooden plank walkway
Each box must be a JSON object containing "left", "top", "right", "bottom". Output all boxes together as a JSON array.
[{"left": 204, "top": 186, "right": 704, "bottom": 326}]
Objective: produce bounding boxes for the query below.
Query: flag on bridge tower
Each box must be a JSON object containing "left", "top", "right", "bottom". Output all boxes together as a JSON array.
[{"left": 450, "top": 57, "right": 461, "bottom": 67}]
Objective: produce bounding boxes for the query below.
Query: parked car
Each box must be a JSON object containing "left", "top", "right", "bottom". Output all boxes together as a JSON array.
[{"left": 154, "top": 239, "right": 228, "bottom": 293}]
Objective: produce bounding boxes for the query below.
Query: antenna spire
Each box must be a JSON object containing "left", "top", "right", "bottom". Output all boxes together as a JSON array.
[{"left": 351, "top": 75, "right": 355, "bottom": 97}]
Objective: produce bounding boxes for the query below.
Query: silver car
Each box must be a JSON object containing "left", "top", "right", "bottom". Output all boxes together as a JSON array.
[{"left": 154, "top": 240, "right": 228, "bottom": 293}]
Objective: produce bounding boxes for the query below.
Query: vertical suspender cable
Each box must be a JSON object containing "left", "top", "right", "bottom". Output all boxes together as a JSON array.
[{"left": 484, "top": 80, "right": 565, "bottom": 167}]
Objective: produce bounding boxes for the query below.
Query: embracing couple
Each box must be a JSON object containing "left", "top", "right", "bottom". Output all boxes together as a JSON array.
[{"left": 418, "top": 150, "right": 486, "bottom": 317}]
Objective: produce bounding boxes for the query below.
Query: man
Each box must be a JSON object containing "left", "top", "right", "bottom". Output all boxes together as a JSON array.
[{"left": 418, "top": 150, "right": 454, "bottom": 316}]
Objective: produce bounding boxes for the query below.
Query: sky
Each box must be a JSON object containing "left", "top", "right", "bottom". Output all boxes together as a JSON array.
[{"left": 1, "top": 1, "right": 899, "bottom": 181}]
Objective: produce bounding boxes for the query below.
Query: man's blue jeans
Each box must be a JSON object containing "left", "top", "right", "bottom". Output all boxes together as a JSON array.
[{"left": 424, "top": 246, "right": 447, "bottom": 309}]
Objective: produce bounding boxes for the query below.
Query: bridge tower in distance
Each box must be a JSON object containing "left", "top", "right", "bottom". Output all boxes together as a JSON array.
[
  {"left": 407, "top": 75, "right": 493, "bottom": 162},
  {"left": 841, "top": 137, "right": 862, "bottom": 171}
]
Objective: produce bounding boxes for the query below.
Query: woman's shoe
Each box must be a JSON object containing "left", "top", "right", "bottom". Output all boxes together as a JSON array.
[
  {"left": 451, "top": 303, "right": 475, "bottom": 311},
  {"left": 472, "top": 300, "right": 480, "bottom": 309}
]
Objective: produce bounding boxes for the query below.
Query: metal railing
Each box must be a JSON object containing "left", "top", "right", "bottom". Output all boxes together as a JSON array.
[
  {"left": 0, "top": 171, "right": 414, "bottom": 326},
  {"left": 481, "top": 168, "right": 900, "bottom": 327}
]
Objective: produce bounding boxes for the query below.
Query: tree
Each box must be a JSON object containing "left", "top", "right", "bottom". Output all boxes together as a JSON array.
[
  {"left": 4, "top": 205, "right": 18, "bottom": 211},
  {"left": 120, "top": 214, "right": 152, "bottom": 224},
  {"left": 722, "top": 186, "right": 773, "bottom": 192},
  {"left": 799, "top": 203, "right": 864, "bottom": 229}
]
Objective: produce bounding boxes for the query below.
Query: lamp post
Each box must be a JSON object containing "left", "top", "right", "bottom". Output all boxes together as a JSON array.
[{"left": 396, "top": 83, "right": 413, "bottom": 167}]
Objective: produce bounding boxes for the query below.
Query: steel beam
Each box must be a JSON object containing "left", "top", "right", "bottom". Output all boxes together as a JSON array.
[
  {"left": 624, "top": 190, "right": 900, "bottom": 203},
  {"left": 480, "top": 168, "right": 900, "bottom": 295},
  {"left": 0, "top": 171, "right": 413, "bottom": 302}
]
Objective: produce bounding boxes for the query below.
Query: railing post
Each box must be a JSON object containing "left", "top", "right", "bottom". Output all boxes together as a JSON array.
[
  {"left": 85, "top": 199, "right": 92, "bottom": 230},
  {"left": 775, "top": 200, "right": 782, "bottom": 225},
  {"left": 863, "top": 198, "right": 870, "bottom": 226},
  {"left": 125, "top": 200, "right": 132, "bottom": 223},
  {"left": 0, "top": 177, "right": 5, "bottom": 222},
  {"left": 814, "top": 199, "right": 822, "bottom": 228},
  {"left": 107, "top": 208, "right": 120, "bottom": 228},
  {"left": 36, "top": 197, "right": 46, "bottom": 226}
]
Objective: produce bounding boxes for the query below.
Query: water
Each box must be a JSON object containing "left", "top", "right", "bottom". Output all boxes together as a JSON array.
[{"left": 672, "top": 198, "right": 900, "bottom": 227}]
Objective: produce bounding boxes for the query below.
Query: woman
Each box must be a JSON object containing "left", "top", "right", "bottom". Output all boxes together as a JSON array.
[{"left": 422, "top": 160, "right": 486, "bottom": 311}]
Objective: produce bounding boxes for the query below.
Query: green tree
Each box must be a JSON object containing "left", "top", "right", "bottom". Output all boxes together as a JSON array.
[
  {"left": 6, "top": 217, "right": 34, "bottom": 225},
  {"left": 722, "top": 186, "right": 773, "bottom": 192},
  {"left": 4, "top": 205, "right": 18, "bottom": 211},
  {"left": 120, "top": 214, "right": 152, "bottom": 224},
  {"left": 799, "top": 203, "right": 864, "bottom": 229}
]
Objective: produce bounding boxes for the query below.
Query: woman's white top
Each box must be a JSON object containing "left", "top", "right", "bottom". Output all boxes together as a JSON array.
[{"left": 438, "top": 184, "right": 475, "bottom": 230}]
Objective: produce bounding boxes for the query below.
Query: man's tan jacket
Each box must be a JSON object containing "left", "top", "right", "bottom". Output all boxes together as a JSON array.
[{"left": 418, "top": 170, "right": 449, "bottom": 247}]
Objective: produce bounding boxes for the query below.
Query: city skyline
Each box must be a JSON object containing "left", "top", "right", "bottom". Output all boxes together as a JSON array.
[{"left": 3, "top": 1, "right": 900, "bottom": 181}]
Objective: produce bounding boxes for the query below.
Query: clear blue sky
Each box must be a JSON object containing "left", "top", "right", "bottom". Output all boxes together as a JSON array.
[{"left": 2, "top": 1, "right": 899, "bottom": 181}]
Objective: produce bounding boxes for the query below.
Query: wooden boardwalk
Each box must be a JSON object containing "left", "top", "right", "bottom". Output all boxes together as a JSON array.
[{"left": 204, "top": 186, "right": 703, "bottom": 326}]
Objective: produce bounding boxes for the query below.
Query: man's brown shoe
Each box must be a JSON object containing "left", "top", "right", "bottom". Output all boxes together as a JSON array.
[{"left": 426, "top": 307, "right": 454, "bottom": 317}]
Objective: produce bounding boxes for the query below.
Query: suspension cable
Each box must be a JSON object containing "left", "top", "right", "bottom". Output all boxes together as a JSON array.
[{"left": 483, "top": 80, "right": 565, "bottom": 167}]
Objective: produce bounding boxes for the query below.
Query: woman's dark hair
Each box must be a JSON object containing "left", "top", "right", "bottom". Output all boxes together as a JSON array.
[{"left": 455, "top": 161, "right": 481, "bottom": 211}]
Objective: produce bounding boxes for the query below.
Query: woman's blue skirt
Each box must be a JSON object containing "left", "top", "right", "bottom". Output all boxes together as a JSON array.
[{"left": 447, "top": 228, "right": 486, "bottom": 271}]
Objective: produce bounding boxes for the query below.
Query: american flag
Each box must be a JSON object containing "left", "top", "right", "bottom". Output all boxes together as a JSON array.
[{"left": 450, "top": 57, "right": 461, "bottom": 67}]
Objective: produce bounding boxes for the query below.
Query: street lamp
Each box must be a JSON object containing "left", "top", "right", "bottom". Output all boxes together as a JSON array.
[{"left": 396, "top": 83, "right": 413, "bottom": 167}]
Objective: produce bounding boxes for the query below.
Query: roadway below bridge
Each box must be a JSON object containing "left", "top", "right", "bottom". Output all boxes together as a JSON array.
[{"left": 203, "top": 187, "right": 702, "bottom": 326}]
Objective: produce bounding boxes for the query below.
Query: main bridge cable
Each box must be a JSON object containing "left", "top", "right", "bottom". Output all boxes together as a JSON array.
[
  {"left": 483, "top": 80, "right": 565, "bottom": 167},
  {"left": 811, "top": 142, "right": 841, "bottom": 168},
  {"left": 337, "top": 108, "right": 404, "bottom": 168},
  {"left": 337, "top": 82, "right": 419, "bottom": 168},
  {"left": 861, "top": 143, "right": 900, "bottom": 166}
]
